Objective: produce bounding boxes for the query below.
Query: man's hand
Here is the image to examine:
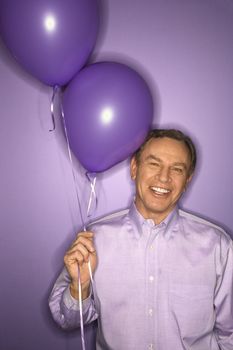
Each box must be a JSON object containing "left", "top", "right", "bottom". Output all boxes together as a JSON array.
[{"left": 64, "top": 231, "right": 97, "bottom": 300}]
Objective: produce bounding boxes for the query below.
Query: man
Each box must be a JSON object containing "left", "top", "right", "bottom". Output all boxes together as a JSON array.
[{"left": 49, "top": 129, "right": 233, "bottom": 350}]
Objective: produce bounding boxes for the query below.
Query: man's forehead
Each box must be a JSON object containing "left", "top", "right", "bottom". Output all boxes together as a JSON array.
[
  {"left": 140, "top": 137, "right": 191, "bottom": 161},
  {"left": 144, "top": 137, "right": 187, "bottom": 151},
  {"left": 144, "top": 154, "right": 186, "bottom": 164}
]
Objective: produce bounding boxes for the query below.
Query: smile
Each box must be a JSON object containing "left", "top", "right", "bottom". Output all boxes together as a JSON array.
[{"left": 150, "top": 186, "right": 171, "bottom": 195}]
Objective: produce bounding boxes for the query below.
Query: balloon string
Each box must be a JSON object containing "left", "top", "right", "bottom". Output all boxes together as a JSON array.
[
  {"left": 49, "top": 85, "right": 59, "bottom": 132},
  {"left": 78, "top": 264, "right": 86, "bottom": 350},
  {"left": 84, "top": 173, "right": 97, "bottom": 228},
  {"left": 87, "top": 176, "right": 97, "bottom": 218},
  {"left": 60, "top": 96, "right": 86, "bottom": 229},
  {"left": 82, "top": 174, "right": 96, "bottom": 313},
  {"left": 83, "top": 174, "right": 97, "bottom": 284},
  {"left": 77, "top": 261, "right": 93, "bottom": 350},
  {"left": 59, "top": 91, "right": 96, "bottom": 350},
  {"left": 78, "top": 174, "right": 96, "bottom": 349}
]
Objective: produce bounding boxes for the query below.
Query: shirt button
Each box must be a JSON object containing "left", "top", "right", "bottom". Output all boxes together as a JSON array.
[
  {"left": 149, "top": 275, "right": 154, "bottom": 282},
  {"left": 148, "top": 308, "right": 153, "bottom": 316},
  {"left": 148, "top": 344, "right": 153, "bottom": 350}
]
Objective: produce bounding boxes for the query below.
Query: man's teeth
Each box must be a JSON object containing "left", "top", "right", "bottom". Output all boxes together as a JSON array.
[{"left": 151, "top": 187, "right": 170, "bottom": 194}]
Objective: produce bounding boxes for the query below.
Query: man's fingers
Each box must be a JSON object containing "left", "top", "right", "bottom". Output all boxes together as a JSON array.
[
  {"left": 64, "top": 230, "right": 97, "bottom": 285},
  {"left": 64, "top": 249, "right": 85, "bottom": 266},
  {"left": 65, "top": 232, "right": 96, "bottom": 266},
  {"left": 76, "top": 231, "right": 94, "bottom": 239},
  {"left": 70, "top": 235, "right": 96, "bottom": 254},
  {"left": 70, "top": 231, "right": 94, "bottom": 246},
  {"left": 74, "top": 243, "right": 90, "bottom": 263},
  {"left": 64, "top": 247, "right": 93, "bottom": 267}
]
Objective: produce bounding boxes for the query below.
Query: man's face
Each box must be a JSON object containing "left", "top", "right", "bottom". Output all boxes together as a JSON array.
[{"left": 130, "top": 137, "right": 193, "bottom": 224}]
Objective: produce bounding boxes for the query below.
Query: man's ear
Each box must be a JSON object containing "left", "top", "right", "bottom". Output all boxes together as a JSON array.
[
  {"left": 130, "top": 156, "right": 137, "bottom": 180},
  {"left": 184, "top": 173, "right": 193, "bottom": 190}
]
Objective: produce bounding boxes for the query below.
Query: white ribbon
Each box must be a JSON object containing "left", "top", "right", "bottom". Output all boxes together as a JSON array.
[{"left": 56, "top": 87, "right": 96, "bottom": 350}]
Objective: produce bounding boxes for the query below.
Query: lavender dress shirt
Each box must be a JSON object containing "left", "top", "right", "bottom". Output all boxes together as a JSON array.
[{"left": 49, "top": 204, "right": 233, "bottom": 350}]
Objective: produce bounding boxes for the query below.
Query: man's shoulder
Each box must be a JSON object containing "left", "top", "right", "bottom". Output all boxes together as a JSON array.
[
  {"left": 178, "top": 209, "right": 231, "bottom": 243},
  {"left": 88, "top": 208, "right": 130, "bottom": 229}
]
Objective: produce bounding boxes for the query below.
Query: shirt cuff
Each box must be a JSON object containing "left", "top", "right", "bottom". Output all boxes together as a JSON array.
[{"left": 63, "top": 286, "right": 92, "bottom": 312}]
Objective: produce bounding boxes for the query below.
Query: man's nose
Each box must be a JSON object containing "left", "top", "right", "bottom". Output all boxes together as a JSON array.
[{"left": 157, "top": 166, "right": 170, "bottom": 183}]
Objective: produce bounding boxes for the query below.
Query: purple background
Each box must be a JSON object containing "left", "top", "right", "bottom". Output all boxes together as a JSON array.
[{"left": 0, "top": 0, "right": 233, "bottom": 349}]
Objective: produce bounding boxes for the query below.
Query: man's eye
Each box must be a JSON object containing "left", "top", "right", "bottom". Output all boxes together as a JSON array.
[
  {"left": 150, "top": 162, "right": 160, "bottom": 167},
  {"left": 172, "top": 167, "right": 183, "bottom": 174}
]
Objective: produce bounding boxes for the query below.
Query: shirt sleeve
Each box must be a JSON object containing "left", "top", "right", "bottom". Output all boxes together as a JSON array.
[
  {"left": 48, "top": 267, "right": 98, "bottom": 330},
  {"left": 214, "top": 238, "right": 233, "bottom": 349}
]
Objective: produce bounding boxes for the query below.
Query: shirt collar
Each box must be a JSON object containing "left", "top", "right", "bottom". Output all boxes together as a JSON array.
[{"left": 128, "top": 201, "right": 179, "bottom": 240}]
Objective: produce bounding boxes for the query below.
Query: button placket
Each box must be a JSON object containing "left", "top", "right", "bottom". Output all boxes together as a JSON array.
[{"left": 146, "top": 226, "right": 159, "bottom": 350}]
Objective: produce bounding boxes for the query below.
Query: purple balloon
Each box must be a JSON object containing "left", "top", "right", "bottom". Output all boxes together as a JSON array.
[
  {"left": 0, "top": 0, "right": 99, "bottom": 86},
  {"left": 63, "top": 62, "right": 153, "bottom": 172}
]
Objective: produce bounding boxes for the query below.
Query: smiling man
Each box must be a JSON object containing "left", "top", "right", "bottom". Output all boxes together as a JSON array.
[
  {"left": 49, "top": 129, "right": 233, "bottom": 350},
  {"left": 131, "top": 133, "right": 194, "bottom": 224}
]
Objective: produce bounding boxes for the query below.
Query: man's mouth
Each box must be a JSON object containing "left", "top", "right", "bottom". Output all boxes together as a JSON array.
[{"left": 150, "top": 186, "right": 171, "bottom": 195}]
